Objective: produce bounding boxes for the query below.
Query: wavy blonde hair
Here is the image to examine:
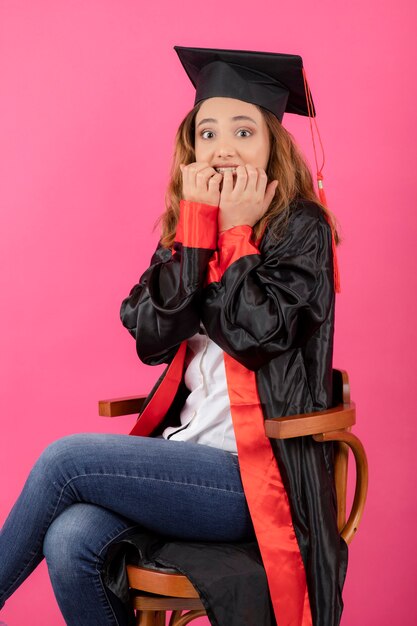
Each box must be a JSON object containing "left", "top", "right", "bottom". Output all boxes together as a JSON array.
[{"left": 155, "top": 101, "right": 340, "bottom": 248}]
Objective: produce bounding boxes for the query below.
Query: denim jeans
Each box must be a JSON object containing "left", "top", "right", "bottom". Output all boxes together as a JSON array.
[{"left": 0, "top": 433, "right": 255, "bottom": 625}]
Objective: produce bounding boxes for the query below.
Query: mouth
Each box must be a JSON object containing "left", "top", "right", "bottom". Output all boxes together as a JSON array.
[{"left": 214, "top": 166, "right": 238, "bottom": 175}]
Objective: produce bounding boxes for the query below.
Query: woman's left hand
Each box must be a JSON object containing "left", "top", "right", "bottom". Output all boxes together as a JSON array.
[{"left": 218, "top": 164, "right": 278, "bottom": 231}]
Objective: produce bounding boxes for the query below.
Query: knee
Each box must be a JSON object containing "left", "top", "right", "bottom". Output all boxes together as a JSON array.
[
  {"left": 41, "top": 432, "right": 92, "bottom": 459},
  {"left": 33, "top": 433, "right": 96, "bottom": 478},
  {"left": 43, "top": 504, "right": 97, "bottom": 577}
]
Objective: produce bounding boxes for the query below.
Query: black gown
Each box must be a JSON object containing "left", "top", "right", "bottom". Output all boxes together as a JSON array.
[{"left": 103, "top": 196, "right": 348, "bottom": 626}]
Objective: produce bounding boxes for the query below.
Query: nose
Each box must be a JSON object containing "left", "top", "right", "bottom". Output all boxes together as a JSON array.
[{"left": 216, "top": 146, "right": 237, "bottom": 159}]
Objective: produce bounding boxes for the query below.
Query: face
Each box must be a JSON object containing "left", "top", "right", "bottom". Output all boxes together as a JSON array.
[{"left": 194, "top": 97, "right": 271, "bottom": 178}]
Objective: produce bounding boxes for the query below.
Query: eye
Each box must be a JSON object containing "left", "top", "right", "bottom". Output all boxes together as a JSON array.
[{"left": 199, "top": 128, "right": 252, "bottom": 139}]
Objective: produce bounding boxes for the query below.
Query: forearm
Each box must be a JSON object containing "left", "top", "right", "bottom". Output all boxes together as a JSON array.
[
  {"left": 201, "top": 208, "right": 334, "bottom": 370},
  {"left": 120, "top": 199, "right": 219, "bottom": 365}
]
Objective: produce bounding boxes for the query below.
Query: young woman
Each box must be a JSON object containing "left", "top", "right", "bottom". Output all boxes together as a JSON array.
[{"left": 0, "top": 47, "right": 347, "bottom": 626}]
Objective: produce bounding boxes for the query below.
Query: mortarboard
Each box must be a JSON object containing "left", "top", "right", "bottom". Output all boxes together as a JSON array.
[
  {"left": 173, "top": 45, "right": 340, "bottom": 293},
  {"left": 173, "top": 45, "right": 315, "bottom": 123}
]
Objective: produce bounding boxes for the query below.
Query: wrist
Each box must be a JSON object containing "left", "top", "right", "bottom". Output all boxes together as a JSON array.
[
  {"left": 218, "top": 224, "right": 254, "bottom": 239},
  {"left": 219, "top": 223, "right": 254, "bottom": 233}
]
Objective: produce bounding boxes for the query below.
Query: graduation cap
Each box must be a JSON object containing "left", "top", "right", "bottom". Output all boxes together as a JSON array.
[
  {"left": 173, "top": 45, "right": 315, "bottom": 123},
  {"left": 173, "top": 45, "right": 340, "bottom": 293}
]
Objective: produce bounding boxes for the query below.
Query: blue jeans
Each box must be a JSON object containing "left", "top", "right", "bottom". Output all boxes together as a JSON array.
[{"left": 0, "top": 433, "right": 255, "bottom": 625}]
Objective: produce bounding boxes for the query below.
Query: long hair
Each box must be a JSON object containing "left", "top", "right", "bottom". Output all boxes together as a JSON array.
[{"left": 155, "top": 101, "right": 340, "bottom": 248}]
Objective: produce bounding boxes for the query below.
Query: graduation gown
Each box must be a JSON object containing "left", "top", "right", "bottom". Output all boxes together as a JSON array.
[{"left": 107, "top": 197, "right": 348, "bottom": 626}]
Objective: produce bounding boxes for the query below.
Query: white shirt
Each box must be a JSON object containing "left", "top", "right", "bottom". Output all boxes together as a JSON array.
[{"left": 161, "top": 324, "right": 238, "bottom": 455}]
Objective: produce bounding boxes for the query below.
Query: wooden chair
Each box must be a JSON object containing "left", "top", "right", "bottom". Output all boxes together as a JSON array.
[{"left": 98, "top": 369, "right": 368, "bottom": 626}]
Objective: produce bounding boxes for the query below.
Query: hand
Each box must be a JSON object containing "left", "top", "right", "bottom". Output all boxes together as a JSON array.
[
  {"left": 179, "top": 162, "right": 223, "bottom": 207},
  {"left": 218, "top": 164, "right": 278, "bottom": 231}
]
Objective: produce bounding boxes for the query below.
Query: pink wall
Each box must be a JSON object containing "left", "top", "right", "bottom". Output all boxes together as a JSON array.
[{"left": 1, "top": 1, "right": 416, "bottom": 624}]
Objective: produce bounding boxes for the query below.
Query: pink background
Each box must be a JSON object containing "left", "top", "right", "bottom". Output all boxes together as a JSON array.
[{"left": 1, "top": 1, "right": 416, "bottom": 624}]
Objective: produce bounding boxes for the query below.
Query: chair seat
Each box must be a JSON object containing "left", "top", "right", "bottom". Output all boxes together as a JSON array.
[
  {"left": 133, "top": 559, "right": 180, "bottom": 575},
  {"left": 127, "top": 562, "right": 201, "bottom": 599}
]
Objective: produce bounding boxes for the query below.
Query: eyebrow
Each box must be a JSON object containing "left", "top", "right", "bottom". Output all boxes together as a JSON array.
[{"left": 196, "top": 115, "right": 258, "bottom": 128}]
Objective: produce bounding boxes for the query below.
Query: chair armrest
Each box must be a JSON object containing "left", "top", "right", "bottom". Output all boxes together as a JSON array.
[
  {"left": 98, "top": 395, "right": 148, "bottom": 417},
  {"left": 313, "top": 430, "right": 368, "bottom": 544},
  {"left": 264, "top": 403, "right": 356, "bottom": 439}
]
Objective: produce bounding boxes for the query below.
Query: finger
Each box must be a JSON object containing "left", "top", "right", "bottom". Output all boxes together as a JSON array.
[
  {"left": 185, "top": 163, "right": 216, "bottom": 191},
  {"left": 182, "top": 162, "right": 209, "bottom": 179},
  {"left": 221, "top": 167, "right": 235, "bottom": 194},
  {"left": 186, "top": 162, "right": 213, "bottom": 173},
  {"left": 230, "top": 165, "right": 247, "bottom": 195},
  {"left": 262, "top": 180, "right": 279, "bottom": 211},
  {"left": 255, "top": 167, "right": 268, "bottom": 194},
  {"left": 183, "top": 162, "right": 205, "bottom": 190},
  {"left": 244, "top": 164, "right": 259, "bottom": 193},
  {"left": 208, "top": 172, "right": 223, "bottom": 188},
  {"left": 196, "top": 166, "right": 220, "bottom": 191}
]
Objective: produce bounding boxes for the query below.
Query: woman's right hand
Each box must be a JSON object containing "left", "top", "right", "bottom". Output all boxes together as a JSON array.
[{"left": 179, "top": 162, "right": 222, "bottom": 206}]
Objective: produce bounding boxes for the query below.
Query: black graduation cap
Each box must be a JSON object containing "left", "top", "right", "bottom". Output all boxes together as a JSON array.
[{"left": 173, "top": 45, "right": 315, "bottom": 123}]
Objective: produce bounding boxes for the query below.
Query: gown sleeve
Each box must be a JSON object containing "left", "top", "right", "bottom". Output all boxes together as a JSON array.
[
  {"left": 201, "top": 201, "right": 335, "bottom": 371},
  {"left": 120, "top": 199, "right": 219, "bottom": 366}
]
